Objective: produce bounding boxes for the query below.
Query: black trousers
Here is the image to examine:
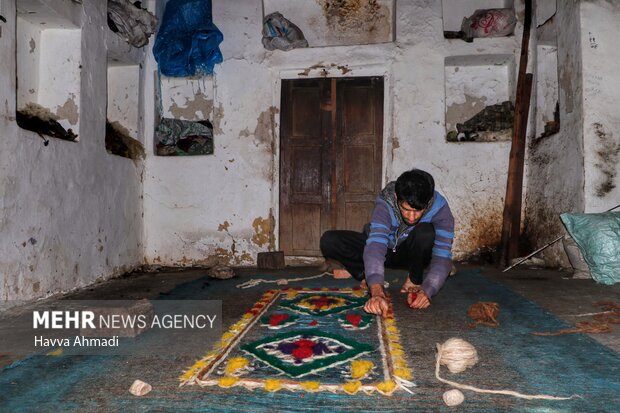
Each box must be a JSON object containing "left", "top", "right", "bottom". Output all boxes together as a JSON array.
[{"left": 319, "top": 223, "right": 435, "bottom": 283}]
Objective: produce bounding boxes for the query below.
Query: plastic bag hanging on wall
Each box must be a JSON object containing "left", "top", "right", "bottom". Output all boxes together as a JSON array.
[
  {"left": 153, "top": 0, "right": 223, "bottom": 77},
  {"left": 261, "top": 12, "right": 308, "bottom": 51},
  {"left": 462, "top": 9, "right": 517, "bottom": 41},
  {"left": 155, "top": 118, "right": 214, "bottom": 156},
  {"left": 445, "top": 9, "right": 517, "bottom": 42}
]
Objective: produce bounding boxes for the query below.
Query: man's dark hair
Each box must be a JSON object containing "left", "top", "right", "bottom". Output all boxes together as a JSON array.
[{"left": 395, "top": 169, "right": 435, "bottom": 210}]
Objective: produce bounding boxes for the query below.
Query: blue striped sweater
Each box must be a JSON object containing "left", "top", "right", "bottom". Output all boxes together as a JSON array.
[{"left": 363, "top": 182, "right": 455, "bottom": 297}]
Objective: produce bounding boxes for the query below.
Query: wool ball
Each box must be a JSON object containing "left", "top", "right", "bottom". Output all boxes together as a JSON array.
[
  {"left": 443, "top": 389, "right": 465, "bottom": 406},
  {"left": 437, "top": 338, "right": 479, "bottom": 373}
]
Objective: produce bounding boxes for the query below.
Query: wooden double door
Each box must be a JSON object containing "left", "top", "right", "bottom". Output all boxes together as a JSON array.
[{"left": 279, "top": 77, "right": 384, "bottom": 256}]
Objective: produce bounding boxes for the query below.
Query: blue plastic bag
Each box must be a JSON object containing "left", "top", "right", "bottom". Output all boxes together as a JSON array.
[{"left": 153, "top": 0, "right": 223, "bottom": 77}]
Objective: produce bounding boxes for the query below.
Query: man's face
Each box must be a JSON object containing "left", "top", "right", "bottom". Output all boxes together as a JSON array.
[{"left": 398, "top": 200, "right": 426, "bottom": 225}]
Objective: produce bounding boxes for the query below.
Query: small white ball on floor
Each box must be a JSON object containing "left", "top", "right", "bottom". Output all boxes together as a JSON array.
[
  {"left": 129, "top": 379, "right": 152, "bottom": 396},
  {"left": 443, "top": 389, "right": 465, "bottom": 406}
]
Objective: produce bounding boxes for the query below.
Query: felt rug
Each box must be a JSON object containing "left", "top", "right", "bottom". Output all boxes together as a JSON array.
[{"left": 180, "top": 287, "right": 414, "bottom": 395}]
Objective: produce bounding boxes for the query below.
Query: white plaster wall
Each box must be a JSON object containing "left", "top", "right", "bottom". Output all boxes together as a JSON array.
[
  {"left": 524, "top": 0, "right": 584, "bottom": 266},
  {"left": 107, "top": 65, "right": 140, "bottom": 138},
  {"left": 536, "top": 0, "right": 556, "bottom": 27},
  {"left": 143, "top": 0, "right": 525, "bottom": 265},
  {"left": 38, "top": 28, "right": 81, "bottom": 132},
  {"left": 0, "top": 0, "right": 145, "bottom": 302},
  {"left": 580, "top": 0, "right": 620, "bottom": 212},
  {"left": 16, "top": 18, "right": 41, "bottom": 106}
]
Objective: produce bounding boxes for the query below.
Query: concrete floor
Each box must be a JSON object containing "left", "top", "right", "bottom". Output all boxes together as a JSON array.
[{"left": 485, "top": 264, "right": 620, "bottom": 353}]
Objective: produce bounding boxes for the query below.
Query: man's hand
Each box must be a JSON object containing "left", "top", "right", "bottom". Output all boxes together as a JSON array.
[
  {"left": 407, "top": 288, "right": 431, "bottom": 309},
  {"left": 364, "top": 283, "right": 388, "bottom": 318},
  {"left": 364, "top": 296, "right": 388, "bottom": 317}
]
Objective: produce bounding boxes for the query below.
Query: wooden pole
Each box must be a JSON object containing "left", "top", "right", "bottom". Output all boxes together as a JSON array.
[{"left": 500, "top": 0, "right": 533, "bottom": 267}]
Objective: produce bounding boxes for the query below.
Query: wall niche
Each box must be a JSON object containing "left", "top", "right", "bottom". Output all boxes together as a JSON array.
[
  {"left": 262, "top": 0, "right": 395, "bottom": 47},
  {"left": 534, "top": 1, "right": 560, "bottom": 141},
  {"left": 106, "top": 58, "right": 145, "bottom": 160},
  {"left": 154, "top": 76, "right": 215, "bottom": 156},
  {"left": 16, "top": 0, "right": 82, "bottom": 143},
  {"left": 445, "top": 54, "right": 516, "bottom": 142},
  {"left": 442, "top": 0, "right": 515, "bottom": 41}
]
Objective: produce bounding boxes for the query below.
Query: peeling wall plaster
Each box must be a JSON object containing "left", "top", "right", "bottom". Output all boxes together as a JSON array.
[
  {"left": 55, "top": 95, "right": 79, "bottom": 125},
  {"left": 167, "top": 93, "right": 213, "bottom": 120},
  {"left": 252, "top": 211, "right": 276, "bottom": 250},
  {"left": 317, "top": 0, "right": 392, "bottom": 43},
  {"left": 263, "top": 0, "right": 393, "bottom": 47}
]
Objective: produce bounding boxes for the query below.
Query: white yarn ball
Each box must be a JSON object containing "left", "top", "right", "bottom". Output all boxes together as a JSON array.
[
  {"left": 436, "top": 338, "right": 479, "bottom": 373},
  {"left": 443, "top": 389, "right": 465, "bottom": 406}
]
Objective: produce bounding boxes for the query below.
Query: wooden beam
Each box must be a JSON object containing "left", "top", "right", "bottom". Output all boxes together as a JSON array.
[{"left": 500, "top": 0, "right": 533, "bottom": 266}]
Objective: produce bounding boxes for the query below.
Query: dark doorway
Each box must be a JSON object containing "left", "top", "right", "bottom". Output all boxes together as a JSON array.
[{"left": 279, "top": 77, "right": 384, "bottom": 256}]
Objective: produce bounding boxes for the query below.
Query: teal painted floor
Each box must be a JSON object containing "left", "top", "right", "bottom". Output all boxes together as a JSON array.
[{"left": 1, "top": 267, "right": 619, "bottom": 412}]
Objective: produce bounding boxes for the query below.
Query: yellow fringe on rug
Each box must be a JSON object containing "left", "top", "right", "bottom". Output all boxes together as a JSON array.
[
  {"left": 301, "top": 381, "right": 321, "bottom": 392},
  {"left": 218, "top": 376, "right": 239, "bottom": 388},
  {"left": 343, "top": 381, "right": 362, "bottom": 394},
  {"left": 377, "top": 380, "right": 397, "bottom": 395},
  {"left": 264, "top": 379, "right": 282, "bottom": 392},
  {"left": 394, "top": 368, "right": 413, "bottom": 380},
  {"left": 350, "top": 360, "right": 374, "bottom": 380},
  {"left": 225, "top": 357, "right": 249, "bottom": 375}
]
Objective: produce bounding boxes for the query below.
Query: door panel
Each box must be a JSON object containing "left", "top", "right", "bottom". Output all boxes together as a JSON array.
[
  {"left": 337, "top": 78, "right": 384, "bottom": 233},
  {"left": 291, "top": 146, "right": 322, "bottom": 195},
  {"left": 342, "top": 86, "right": 375, "bottom": 136},
  {"left": 344, "top": 145, "right": 375, "bottom": 194},
  {"left": 280, "top": 79, "right": 332, "bottom": 256},
  {"left": 280, "top": 77, "right": 383, "bottom": 255},
  {"left": 291, "top": 204, "right": 322, "bottom": 254},
  {"left": 291, "top": 88, "right": 321, "bottom": 137},
  {"left": 345, "top": 202, "right": 375, "bottom": 233}
]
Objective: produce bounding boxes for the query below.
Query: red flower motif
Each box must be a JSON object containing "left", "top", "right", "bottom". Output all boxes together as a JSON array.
[
  {"left": 269, "top": 313, "right": 290, "bottom": 326},
  {"left": 345, "top": 314, "right": 362, "bottom": 327},
  {"left": 309, "top": 320, "right": 318, "bottom": 326},
  {"left": 290, "top": 339, "right": 316, "bottom": 359},
  {"left": 292, "top": 346, "right": 313, "bottom": 359},
  {"left": 294, "top": 339, "right": 316, "bottom": 348}
]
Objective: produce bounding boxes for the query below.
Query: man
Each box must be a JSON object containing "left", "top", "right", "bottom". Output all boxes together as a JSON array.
[{"left": 320, "top": 168, "right": 455, "bottom": 317}]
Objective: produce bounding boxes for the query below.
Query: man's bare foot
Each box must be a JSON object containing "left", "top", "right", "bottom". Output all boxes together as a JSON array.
[
  {"left": 321, "top": 258, "right": 345, "bottom": 272},
  {"left": 400, "top": 278, "right": 420, "bottom": 293},
  {"left": 333, "top": 269, "right": 352, "bottom": 279}
]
